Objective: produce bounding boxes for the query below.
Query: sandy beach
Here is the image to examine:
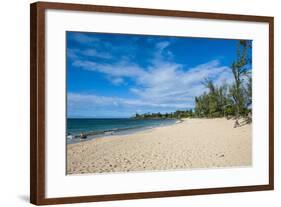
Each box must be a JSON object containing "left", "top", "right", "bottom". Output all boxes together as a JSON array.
[{"left": 67, "top": 118, "right": 251, "bottom": 174}]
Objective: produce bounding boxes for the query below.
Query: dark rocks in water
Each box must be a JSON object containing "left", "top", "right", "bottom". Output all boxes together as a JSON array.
[
  {"left": 80, "top": 133, "right": 87, "bottom": 139},
  {"left": 73, "top": 135, "right": 80, "bottom": 139}
]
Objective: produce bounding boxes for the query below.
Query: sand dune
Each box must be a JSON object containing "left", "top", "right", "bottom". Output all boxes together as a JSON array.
[{"left": 67, "top": 118, "right": 251, "bottom": 174}]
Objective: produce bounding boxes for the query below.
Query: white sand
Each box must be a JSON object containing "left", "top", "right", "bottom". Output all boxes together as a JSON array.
[{"left": 67, "top": 118, "right": 251, "bottom": 174}]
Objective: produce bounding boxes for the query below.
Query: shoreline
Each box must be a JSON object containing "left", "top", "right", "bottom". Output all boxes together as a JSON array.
[
  {"left": 67, "top": 118, "right": 180, "bottom": 144},
  {"left": 67, "top": 118, "right": 251, "bottom": 174}
]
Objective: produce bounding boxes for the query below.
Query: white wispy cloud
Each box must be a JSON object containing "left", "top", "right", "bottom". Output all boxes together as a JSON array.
[
  {"left": 110, "top": 77, "right": 125, "bottom": 85},
  {"left": 152, "top": 41, "right": 173, "bottom": 63},
  {"left": 155, "top": 41, "right": 170, "bottom": 51},
  {"left": 73, "top": 60, "right": 147, "bottom": 79},
  {"left": 68, "top": 38, "right": 235, "bottom": 117},
  {"left": 81, "top": 49, "right": 112, "bottom": 59},
  {"left": 70, "top": 33, "right": 100, "bottom": 44},
  {"left": 67, "top": 48, "right": 112, "bottom": 60},
  {"left": 67, "top": 92, "right": 193, "bottom": 117},
  {"left": 70, "top": 59, "right": 233, "bottom": 115},
  {"left": 68, "top": 93, "right": 190, "bottom": 108},
  {"left": 129, "top": 60, "right": 232, "bottom": 104}
]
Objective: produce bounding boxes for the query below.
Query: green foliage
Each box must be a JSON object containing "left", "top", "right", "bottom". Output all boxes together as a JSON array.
[
  {"left": 194, "top": 40, "right": 252, "bottom": 118},
  {"left": 134, "top": 40, "right": 252, "bottom": 120},
  {"left": 133, "top": 110, "right": 194, "bottom": 120}
]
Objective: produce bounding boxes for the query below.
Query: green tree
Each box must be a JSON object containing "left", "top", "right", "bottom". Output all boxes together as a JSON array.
[{"left": 230, "top": 40, "right": 251, "bottom": 117}]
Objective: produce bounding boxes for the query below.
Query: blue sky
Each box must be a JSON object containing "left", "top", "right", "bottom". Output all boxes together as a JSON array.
[{"left": 67, "top": 31, "right": 251, "bottom": 118}]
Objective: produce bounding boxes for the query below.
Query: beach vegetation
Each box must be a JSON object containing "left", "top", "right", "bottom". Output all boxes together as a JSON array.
[
  {"left": 134, "top": 110, "right": 194, "bottom": 119},
  {"left": 194, "top": 40, "right": 252, "bottom": 119},
  {"left": 133, "top": 40, "right": 252, "bottom": 122}
]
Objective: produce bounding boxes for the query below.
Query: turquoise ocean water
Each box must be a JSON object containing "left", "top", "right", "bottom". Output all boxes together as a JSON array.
[{"left": 67, "top": 118, "right": 177, "bottom": 144}]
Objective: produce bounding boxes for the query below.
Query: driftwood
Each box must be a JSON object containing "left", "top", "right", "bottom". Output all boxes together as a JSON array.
[
  {"left": 233, "top": 119, "right": 240, "bottom": 128},
  {"left": 233, "top": 112, "right": 252, "bottom": 128}
]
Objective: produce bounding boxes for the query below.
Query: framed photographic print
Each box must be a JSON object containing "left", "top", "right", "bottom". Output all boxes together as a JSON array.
[{"left": 30, "top": 1, "right": 274, "bottom": 205}]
